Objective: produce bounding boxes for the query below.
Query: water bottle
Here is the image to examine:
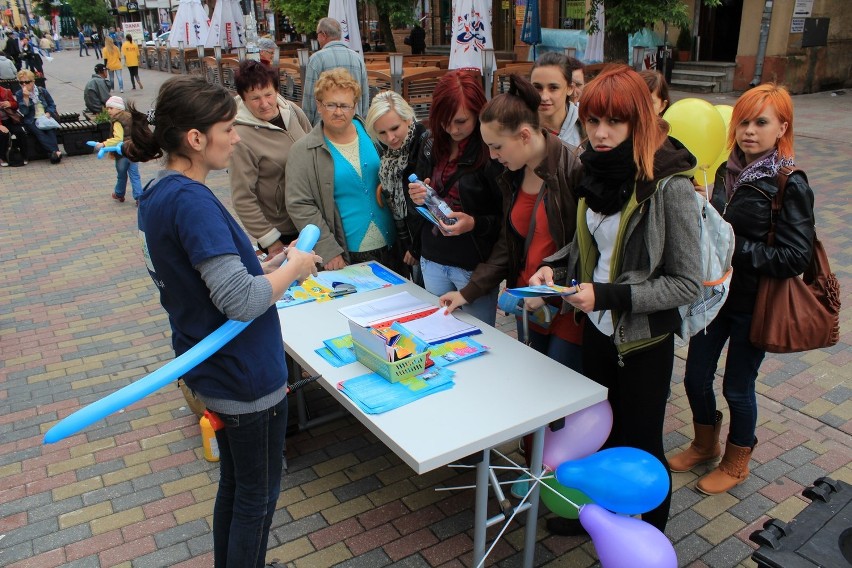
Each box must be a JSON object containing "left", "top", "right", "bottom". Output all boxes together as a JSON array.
[
  {"left": 408, "top": 174, "right": 457, "bottom": 226},
  {"left": 200, "top": 410, "right": 222, "bottom": 462}
]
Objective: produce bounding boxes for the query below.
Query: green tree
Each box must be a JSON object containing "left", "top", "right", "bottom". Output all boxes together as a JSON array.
[
  {"left": 32, "top": 0, "right": 56, "bottom": 18},
  {"left": 66, "top": 0, "right": 111, "bottom": 28},
  {"left": 269, "top": 0, "right": 415, "bottom": 51},
  {"left": 588, "top": 0, "right": 720, "bottom": 62}
]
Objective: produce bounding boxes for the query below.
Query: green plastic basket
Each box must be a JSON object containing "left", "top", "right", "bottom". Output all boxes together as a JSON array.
[{"left": 352, "top": 340, "right": 428, "bottom": 383}]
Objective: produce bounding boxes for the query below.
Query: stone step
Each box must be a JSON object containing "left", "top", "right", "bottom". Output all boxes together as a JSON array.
[
  {"left": 670, "top": 78, "right": 717, "bottom": 93},
  {"left": 671, "top": 69, "right": 727, "bottom": 92},
  {"left": 674, "top": 61, "right": 736, "bottom": 92}
]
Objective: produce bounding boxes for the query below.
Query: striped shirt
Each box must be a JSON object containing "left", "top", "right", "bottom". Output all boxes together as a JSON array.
[{"left": 302, "top": 41, "right": 370, "bottom": 125}]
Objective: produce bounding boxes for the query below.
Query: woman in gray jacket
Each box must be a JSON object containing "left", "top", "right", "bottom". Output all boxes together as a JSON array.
[
  {"left": 530, "top": 65, "right": 701, "bottom": 534},
  {"left": 230, "top": 60, "right": 311, "bottom": 258}
]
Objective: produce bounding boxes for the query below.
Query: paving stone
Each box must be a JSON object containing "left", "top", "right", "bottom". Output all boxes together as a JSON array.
[
  {"left": 667, "top": 508, "right": 710, "bottom": 542},
  {"left": 728, "top": 493, "right": 777, "bottom": 524},
  {"left": 785, "top": 463, "right": 828, "bottom": 486},
  {"left": 673, "top": 533, "right": 715, "bottom": 566},
  {"left": 333, "top": 547, "right": 393, "bottom": 568},
  {"left": 752, "top": 458, "right": 795, "bottom": 482},
  {"left": 272, "top": 512, "right": 330, "bottom": 544},
  {"left": 701, "top": 535, "right": 755, "bottom": 568},
  {"left": 154, "top": 519, "right": 211, "bottom": 549}
]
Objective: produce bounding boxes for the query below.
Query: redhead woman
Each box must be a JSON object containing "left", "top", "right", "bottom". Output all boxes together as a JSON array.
[
  {"left": 408, "top": 71, "right": 503, "bottom": 325},
  {"left": 530, "top": 64, "right": 701, "bottom": 533},
  {"left": 669, "top": 84, "right": 815, "bottom": 495}
]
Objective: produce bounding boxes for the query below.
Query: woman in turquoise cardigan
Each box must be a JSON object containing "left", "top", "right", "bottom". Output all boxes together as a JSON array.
[{"left": 286, "top": 68, "right": 400, "bottom": 272}]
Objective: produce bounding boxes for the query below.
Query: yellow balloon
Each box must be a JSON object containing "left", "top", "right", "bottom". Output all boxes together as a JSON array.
[
  {"left": 663, "top": 98, "right": 727, "bottom": 178},
  {"left": 705, "top": 105, "right": 735, "bottom": 185}
]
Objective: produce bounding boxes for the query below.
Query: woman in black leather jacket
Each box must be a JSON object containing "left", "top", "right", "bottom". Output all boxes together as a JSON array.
[
  {"left": 670, "top": 83, "right": 815, "bottom": 495},
  {"left": 408, "top": 71, "right": 503, "bottom": 325}
]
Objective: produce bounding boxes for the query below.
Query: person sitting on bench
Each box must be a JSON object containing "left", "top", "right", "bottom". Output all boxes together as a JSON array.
[{"left": 84, "top": 63, "right": 112, "bottom": 114}]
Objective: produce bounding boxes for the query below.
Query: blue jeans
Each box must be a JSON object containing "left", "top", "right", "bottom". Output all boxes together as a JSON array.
[
  {"left": 213, "top": 397, "right": 287, "bottom": 568},
  {"left": 420, "top": 257, "right": 498, "bottom": 327},
  {"left": 114, "top": 156, "right": 142, "bottom": 199},
  {"left": 108, "top": 69, "right": 123, "bottom": 91},
  {"left": 683, "top": 309, "right": 765, "bottom": 447},
  {"left": 517, "top": 323, "right": 583, "bottom": 373}
]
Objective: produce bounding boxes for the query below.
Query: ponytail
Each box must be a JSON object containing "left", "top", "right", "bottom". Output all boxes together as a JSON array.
[{"left": 480, "top": 74, "right": 541, "bottom": 133}]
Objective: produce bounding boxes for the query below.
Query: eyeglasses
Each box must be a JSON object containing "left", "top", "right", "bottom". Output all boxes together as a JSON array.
[
  {"left": 19, "top": 80, "right": 33, "bottom": 85},
  {"left": 320, "top": 102, "right": 354, "bottom": 113}
]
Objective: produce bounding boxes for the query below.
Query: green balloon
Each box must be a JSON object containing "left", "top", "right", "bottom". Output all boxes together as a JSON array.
[{"left": 540, "top": 477, "right": 593, "bottom": 519}]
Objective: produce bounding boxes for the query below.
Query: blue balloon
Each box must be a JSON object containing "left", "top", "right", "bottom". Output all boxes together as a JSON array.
[
  {"left": 86, "top": 140, "right": 123, "bottom": 159},
  {"left": 43, "top": 224, "right": 321, "bottom": 444},
  {"left": 555, "top": 447, "right": 669, "bottom": 515}
]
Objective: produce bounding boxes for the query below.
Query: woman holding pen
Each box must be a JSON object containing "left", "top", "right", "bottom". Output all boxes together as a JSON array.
[
  {"left": 529, "top": 65, "right": 701, "bottom": 532},
  {"left": 439, "top": 74, "right": 584, "bottom": 371}
]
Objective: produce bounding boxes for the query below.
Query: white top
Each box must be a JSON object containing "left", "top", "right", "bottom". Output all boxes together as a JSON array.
[
  {"left": 278, "top": 278, "right": 607, "bottom": 474},
  {"left": 587, "top": 209, "right": 621, "bottom": 337}
]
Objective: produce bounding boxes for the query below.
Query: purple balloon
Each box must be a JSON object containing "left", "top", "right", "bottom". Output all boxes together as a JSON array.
[
  {"left": 542, "top": 400, "right": 613, "bottom": 470},
  {"left": 580, "top": 504, "right": 677, "bottom": 568}
]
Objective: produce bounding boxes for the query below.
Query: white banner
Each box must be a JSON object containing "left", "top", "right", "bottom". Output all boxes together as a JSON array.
[
  {"left": 328, "top": 0, "right": 362, "bottom": 55},
  {"left": 449, "top": 0, "right": 494, "bottom": 71},
  {"left": 169, "top": 0, "right": 210, "bottom": 48},
  {"left": 205, "top": 0, "right": 246, "bottom": 49},
  {"left": 122, "top": 21, "right": 145, "bottom": 44}
]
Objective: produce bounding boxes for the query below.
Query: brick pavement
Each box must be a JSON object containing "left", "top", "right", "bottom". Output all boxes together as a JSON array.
[{"left": 0, "top": 51, "right": 850, "bottom": 568}]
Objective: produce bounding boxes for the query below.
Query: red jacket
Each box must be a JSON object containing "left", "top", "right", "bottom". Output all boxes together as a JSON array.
[{"left": 0, "top": 86, "right": 19, "bottom": 124}]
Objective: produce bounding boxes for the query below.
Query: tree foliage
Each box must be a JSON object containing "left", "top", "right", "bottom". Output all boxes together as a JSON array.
[
  {"left": 269, "top": 0, "right": 416, "bottom": 50},
  {"left": 66, "top": 0, "right": 111, "bottom": 27},
  {"left": 588, "top": 0, "right": 722, "bottom": 62}
]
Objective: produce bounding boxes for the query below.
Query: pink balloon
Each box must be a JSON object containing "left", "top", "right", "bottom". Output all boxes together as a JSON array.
[
  {"left": 580, "top": 504, "right": 677, "bottom": 568},
  {"left": 542, "top": 400, "right": 613, "bottom": 470}
]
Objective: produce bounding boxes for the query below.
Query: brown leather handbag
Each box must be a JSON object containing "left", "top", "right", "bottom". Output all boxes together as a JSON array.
[{"left": 749, "top": 167, "right": 841, "bottom": 353}]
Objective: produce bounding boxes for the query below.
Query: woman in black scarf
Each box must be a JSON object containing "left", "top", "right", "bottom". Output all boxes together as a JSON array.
[
  {"left": 365, "top": 91, "right": 428, "bottom": 283},
  {"left": 531, "top": 64, "right": 702, "bottom": 533}
]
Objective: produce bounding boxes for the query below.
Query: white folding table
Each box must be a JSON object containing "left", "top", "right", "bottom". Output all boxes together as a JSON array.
[{"left": 277, "top": 279, "right": 607, "bottom": 567}]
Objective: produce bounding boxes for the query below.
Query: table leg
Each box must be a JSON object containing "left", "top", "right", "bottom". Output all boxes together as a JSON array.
[
  {"left": 472, "top": 449, "right": 490, "bottom": 566},
  {"left": 523, "top": 426, "right": 545, "bottom": 568}
]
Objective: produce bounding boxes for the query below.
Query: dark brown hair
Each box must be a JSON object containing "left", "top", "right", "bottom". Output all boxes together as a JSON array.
[
  {"left": 235, "top": 59, "right": 280, "bottom": 98},
  {"left": 480, "top": 74, "right": 541, "bottom": 133},
  {"left": 638, "top": 70, "right": 670, "bottom": 115},
  {"left": 124, "top": 76, "right": 236, "bottom": 164}
]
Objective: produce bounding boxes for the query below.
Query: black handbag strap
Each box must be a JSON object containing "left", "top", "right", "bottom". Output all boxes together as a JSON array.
[{"left": 767, "top": 165, "right": 801, "bottom": 246}]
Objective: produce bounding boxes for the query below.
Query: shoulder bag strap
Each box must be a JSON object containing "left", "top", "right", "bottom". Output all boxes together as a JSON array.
[
  {"left": 522, "top": 183, "right": 547, "bottom": 260},
  {"left": 768, "top": 166, "right": 801, "bottom": 246}
]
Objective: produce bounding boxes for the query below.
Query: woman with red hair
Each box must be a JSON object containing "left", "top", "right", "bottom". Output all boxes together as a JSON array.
[
  {"left": 408, "top": 71, "right": 503, "bottom": 324},
  {"left": 670, "top": 84, "right": 815, "bottom": 494},
  {"left": 530, "top": 64, "right": 701, "bottom": 533}
]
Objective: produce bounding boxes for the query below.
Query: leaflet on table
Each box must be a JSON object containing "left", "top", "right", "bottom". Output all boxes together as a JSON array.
[
  {"left": 338, "top": 366, "right": 455, "bottom": 414},
  {"left": 504, "top": 284, "right": 578, "bottom": 298},
  {"left": 395, "top": 308, "right": 480, "bottom": 344},
  {"left": 338, "top": 291, "right": 436, "bottom": 327},
  {"left": 276, "top": 261, "right": 404, "bottom": 309}
]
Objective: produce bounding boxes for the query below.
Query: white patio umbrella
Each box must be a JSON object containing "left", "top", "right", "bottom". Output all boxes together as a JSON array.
[
  {"left": 169, "top": 0, "right": 210, "bottom": 48},
  {"left": 328, "top": 0, "right": 362, "bottom": 54},
  {"left": 585, "top": 6, "right": 605, "bottom": 63},
  {"left": 448, "top": 0, "right": 495, "bottom": 72},
  {"left": 205, "top": 0, "right": 246, "bottom": 49}
]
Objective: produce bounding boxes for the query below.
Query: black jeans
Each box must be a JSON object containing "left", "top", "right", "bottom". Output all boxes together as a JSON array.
[
  {"left": 0, "top": 123, "right": 28, "bottom": 162},
  {"left": 213, "top": 396, "right": 287, "bottom": 568},
  {"left": 583, "top": 323, "right": 674, "bottom": 532}
]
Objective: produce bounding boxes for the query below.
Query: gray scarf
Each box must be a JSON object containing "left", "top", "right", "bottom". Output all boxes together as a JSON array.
[{"left": 377, "top": 122, "right": 417, "bottom": 220}]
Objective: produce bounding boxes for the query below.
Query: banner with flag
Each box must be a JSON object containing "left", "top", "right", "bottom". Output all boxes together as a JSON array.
[
  {"left": 449, "top": 0, "right": 494, "bottom": 72},
  {"left": 170, "top": 0, "right": 210, "bottom": 48},
  {"left": 328, "top": 0, "right": 363, "bottom": 55}
]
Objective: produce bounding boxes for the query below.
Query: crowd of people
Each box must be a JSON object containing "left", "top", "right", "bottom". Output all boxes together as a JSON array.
[{"left": 5, "top": 15, "right": 821, "bottom": 566}]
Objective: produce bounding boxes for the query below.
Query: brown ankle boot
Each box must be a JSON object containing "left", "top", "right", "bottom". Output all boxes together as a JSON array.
[
  {"left": 696, "top": 437, "right": 755, "bottom": 495},
  {"left": 668, "top": 410, "right": 722, "bottom": 473}
]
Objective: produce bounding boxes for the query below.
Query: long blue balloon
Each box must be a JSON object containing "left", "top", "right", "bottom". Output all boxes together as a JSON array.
[{"left": 44, "top": 224, "right": 321, "bottom": 444}]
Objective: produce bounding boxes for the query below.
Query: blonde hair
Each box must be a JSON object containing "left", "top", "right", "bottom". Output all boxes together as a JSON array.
[
  {"left": 365, "top": 91, "right": 415, "bottom": 141},
  {"left": 104, "top": 36, "right": 118, "bottom": 54},
  {"left": 314, "top": 68, "right": 361, "bottom": 103},
  {"left": 16, "top": 69, "right": 35, "bottom": 82}
]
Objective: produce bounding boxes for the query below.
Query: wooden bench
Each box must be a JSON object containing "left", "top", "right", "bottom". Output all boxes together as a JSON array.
[
  {"left": 402, "top": 69, "right": 447, "bottom": 127},
  {"left": 277, "top": 62, "right": 303, "bottom": 104}
]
